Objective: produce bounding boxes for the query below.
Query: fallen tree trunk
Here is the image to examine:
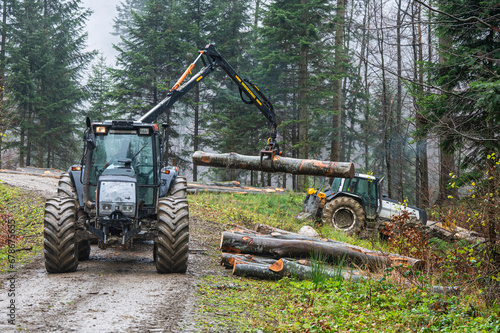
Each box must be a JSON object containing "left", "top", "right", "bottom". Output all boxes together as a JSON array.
[
  {"left": 232, "top": 263, "right": 283, "bottom": 280},
  {"left": 187, "top": 183, "right": 287, "bottom": 195},
  {"left": 221, "top": 231, "right": 424, "bottom": 271},
  {"left": 187, "top": 188, "right": 284, "bottom": 195},
  {"left": 221, "top": 253, "right": 280, "bottom": 268},
  {"left": 270, "top": 258, "right": 366, "bottom": 282},
  {"left": 192, "top": 151, "right": 354, "bottom": 178},
  {"left": 230, "top": 256, "right": 367, "bottom": 282},
  {"left": 427, "top": 221, "right": 485, "bottom": 243},
  {"left": 229, "top": 256, "right": 455, "bottom": 290}
]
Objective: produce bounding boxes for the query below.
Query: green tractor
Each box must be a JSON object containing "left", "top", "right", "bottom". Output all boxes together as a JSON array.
[{"left": 298, "top": 173, "right": 427, "bottom": 235}]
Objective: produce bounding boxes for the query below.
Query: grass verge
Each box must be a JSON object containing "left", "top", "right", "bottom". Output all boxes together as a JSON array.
[
  {"left": 0, "top": 183, "right": 45, "bottom": 272},
  {"left": 195, "top": 275, "right": 500, "bottom": 332}
]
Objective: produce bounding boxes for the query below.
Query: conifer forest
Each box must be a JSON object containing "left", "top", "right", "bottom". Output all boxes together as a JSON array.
[{"left": 0, "top": 0, "right": 498, "bottom": 208}]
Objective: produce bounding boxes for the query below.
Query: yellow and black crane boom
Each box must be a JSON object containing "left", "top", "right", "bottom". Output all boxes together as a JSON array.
[{"left": 138, "top": 44, "right": 279, "bottom": 155}]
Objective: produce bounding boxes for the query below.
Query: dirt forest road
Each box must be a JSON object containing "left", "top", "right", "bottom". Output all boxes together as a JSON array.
[{"left": 0, "top": 170, "right": 225, "bottom": 332}]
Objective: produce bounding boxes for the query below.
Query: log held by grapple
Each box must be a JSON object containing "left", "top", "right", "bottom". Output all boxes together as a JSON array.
[{"left": 192, "top": 151, "right": 355, "bottom": 178}]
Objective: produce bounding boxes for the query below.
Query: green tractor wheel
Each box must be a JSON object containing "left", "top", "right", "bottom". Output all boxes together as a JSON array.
[{"left": 322, "top": 196, "right": 365, "bottom": 236}]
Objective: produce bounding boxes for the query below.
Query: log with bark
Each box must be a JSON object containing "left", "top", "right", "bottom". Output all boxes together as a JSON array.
[
  {"left": 192, "top": 151, "right": 354, "bottom": 178},
  {"left": 427, "top": 221, "right": 485, "bottom": 244},
  {"left": 269, "top": 258, "right": 366, "bottom": 282},
  {"left": 187, "top": 182, "right": 287, "bottom": 195},
  {"left": 232, "top": 263, "right": 283, "bottom": 280},
  {"left": 223, "top": 253, "right": 367, "bottom": 282},
  {"left": 220, "top": 231, "right": 425, "bottom": 271},
  {"left": 221, "top": 252, "right": 279, "bottom": 268}
]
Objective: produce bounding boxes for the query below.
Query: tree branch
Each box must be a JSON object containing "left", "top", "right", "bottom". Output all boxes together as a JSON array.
[{"left": 415, "top": 0, "right": 500, "bottom": 33}]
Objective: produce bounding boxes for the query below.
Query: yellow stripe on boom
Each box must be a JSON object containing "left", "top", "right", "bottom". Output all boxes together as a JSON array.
[{"left": 241, "top": 83, "right": 256, "bottom": 99}]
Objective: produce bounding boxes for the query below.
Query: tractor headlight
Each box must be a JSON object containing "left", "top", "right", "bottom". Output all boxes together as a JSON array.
[
  {"left": 122, "top": 204, "right": 134, "bottom": 213},
  {"left": 102, "top": 203, "right": 112, "bottom": 211}
]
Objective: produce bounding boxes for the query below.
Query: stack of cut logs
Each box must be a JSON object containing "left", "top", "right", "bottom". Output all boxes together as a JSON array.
[{"left": 220, "top": 223, "right": 425, "bottom": 282}]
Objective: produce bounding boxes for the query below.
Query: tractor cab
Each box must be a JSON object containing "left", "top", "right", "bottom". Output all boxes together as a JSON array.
[
  {"left": 330, "top": 174, "right": 381, "bottom": 219},
  {"left": 87, "top": 121, "right": 161, "bottom": 219}
]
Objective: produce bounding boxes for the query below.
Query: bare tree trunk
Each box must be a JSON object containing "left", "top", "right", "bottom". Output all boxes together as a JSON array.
[
  {"left": 26, "top": 108, "right": 33, "bottom": 166},
  {"left": 330, "top": 0, "right": 345, "bottom": 164},
  {"left": 436, "top": 35, "right": 456, "bottom": 204},
  {"left": 20, "top": 121, "right": 25, "bottom": 167},
  {"left": 362, "top": 0, "right": 370, "bottom": 171},
  {"left": 377, "top": 0, "right": 392, "bottom": 198},
  {"left": 292, "top": 89, "right": 298, "bottom": 190},
  {"left": 0, "top": 0, "right": 6, "bottom": 169},
  {"left": 412, "top": 2, "right": 421, "bottom": 206},
  {"left": 297, "top": 1, "right": 309, "bottom": 191},
  {"left": 193, "top": 85, "right": 200, "bottom": 181},
  {"left": 416, "top": 1, "right": 429, "bottom": 207},
  {"left": 395, "top": 0, "right": 403, "bottom": 201}
]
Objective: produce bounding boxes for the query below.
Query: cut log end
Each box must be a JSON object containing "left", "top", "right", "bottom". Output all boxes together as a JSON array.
[{"left": 268, "top": 259, "right": 284, "bottom": 272}]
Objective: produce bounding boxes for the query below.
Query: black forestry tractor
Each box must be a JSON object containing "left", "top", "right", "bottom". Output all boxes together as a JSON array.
[{"left": 43, "top": 44, "right": 280, "bottom": 274}]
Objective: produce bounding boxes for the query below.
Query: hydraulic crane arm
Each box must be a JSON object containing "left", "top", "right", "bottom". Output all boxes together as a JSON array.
[{"left": 138, "top": 44, "right": 279, "bottom": 153}]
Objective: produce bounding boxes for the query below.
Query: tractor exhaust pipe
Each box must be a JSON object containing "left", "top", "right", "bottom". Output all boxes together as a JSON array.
[{"left": 83, "top": 117, "right": 95, "bottom": 210}]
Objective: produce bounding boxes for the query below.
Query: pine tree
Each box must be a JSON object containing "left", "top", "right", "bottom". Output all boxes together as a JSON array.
[
  {"left": 86, "top": 54, "right": 115, "bottom": 122},
  {"left": 429, "top": 0, "right": 500, "bottom": 167},
  {"left": 6, "top": 0, "right": 93, "bottom": 168},
  {"left": 257, "top": 0, "right": 333, "bottom": 190},
  {"left": 111, "top": 0, "right": 190, "bottom": 166},
  {"left": 194, "top": 0, "right": 258, "bottom": 181}
]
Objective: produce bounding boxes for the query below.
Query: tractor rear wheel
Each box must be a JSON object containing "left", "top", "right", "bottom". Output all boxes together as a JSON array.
[
  {"left": 78, "top": 240, "right": 91, "bottom": 261},
  {"left": 322, "top": 196, "right": 365, "bottom": 236},
  {"left": 154, "top": 197, "right": 189, "bottom": 273},
  {"left": 57, "top": 173, "right": 76, "bottom": 198},
  {"left": 168, "top": 176, "right": 188, "bottom": 198},
  {"left": 44, "top": 197, "right": 79, "bottom": 273}
]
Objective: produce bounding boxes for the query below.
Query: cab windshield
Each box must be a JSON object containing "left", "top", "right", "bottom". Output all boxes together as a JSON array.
[
  {"left": 342, "top": 177, "right": 378, "bottom": 216},
  {"left": 89, "top": 131, "right": 156, "bottom": 205}
]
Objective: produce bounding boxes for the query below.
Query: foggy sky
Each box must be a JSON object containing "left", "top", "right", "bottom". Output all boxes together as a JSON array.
[{"left": 82, "top": 0, "right": 121, "bottom": 65}]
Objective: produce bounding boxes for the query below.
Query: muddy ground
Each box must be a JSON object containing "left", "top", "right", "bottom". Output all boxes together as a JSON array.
[{"left": 0, "top": 171, "right": 227, "bottom": 332}]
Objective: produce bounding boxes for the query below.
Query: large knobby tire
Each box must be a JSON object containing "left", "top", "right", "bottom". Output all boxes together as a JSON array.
[
  {"left": 168, "top": 176, "right": 188, "bottom": 198},
  {"left": 58, "top": 173, "right": 95, "bottom": 251},
  {"left": 58, "top": 173, "right": 76, "bottom": 198},
  {"left": 44, "top": 197, "right": 79, "bottom": 273},
  {"left": 78, "top": 240, "right": 91, "bottom": 261},
  {"left": 155, "top": 197, "right": 189, "bottom": 274},
  {"left": 322, "top": 196, "right": 366, "bottom": 236}
]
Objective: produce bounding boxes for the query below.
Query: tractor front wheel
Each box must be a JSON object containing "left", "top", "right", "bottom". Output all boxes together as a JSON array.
[
  {"left": 154, "top": 198, "right": 189, "bottom": 273},
  {"left": 322, "top": 196, "right": 365, "bottom": 236},
  {"left": 43, "top": 197, "right": 79, "bottom": 273}
]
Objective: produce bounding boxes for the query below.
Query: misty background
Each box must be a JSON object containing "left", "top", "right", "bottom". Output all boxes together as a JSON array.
[{"left": 83, "top": 0, "right": 120, "bottom": 65}]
